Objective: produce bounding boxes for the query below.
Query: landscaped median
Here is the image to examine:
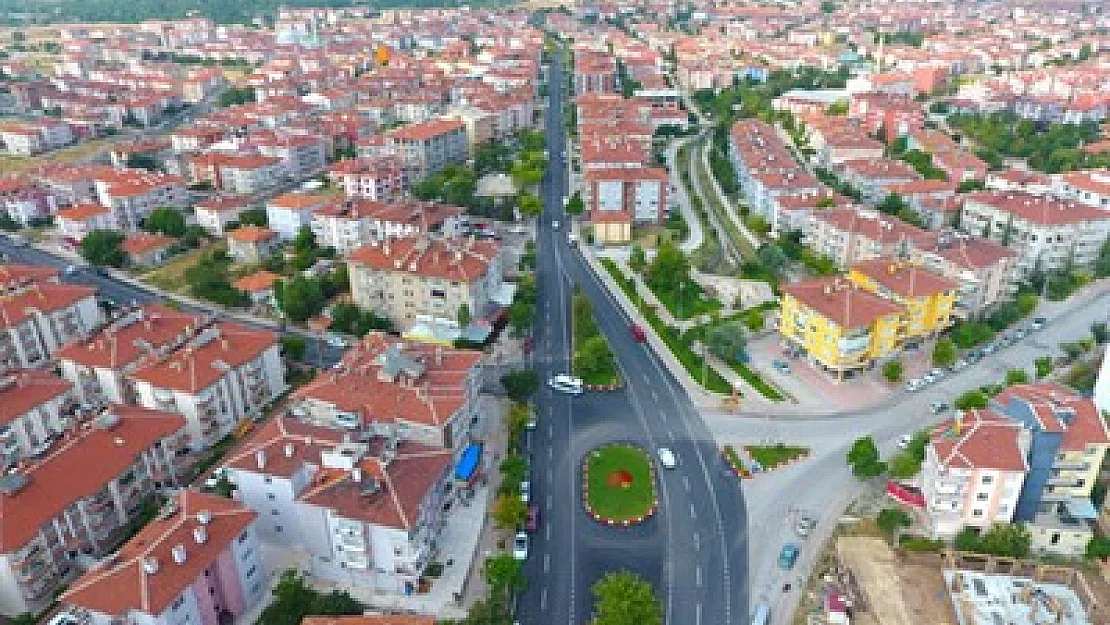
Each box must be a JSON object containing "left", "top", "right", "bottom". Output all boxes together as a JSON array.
[
  {"left": 746, "top": 443, "right": 809, "bottom": 470},
  {"left": 721, "top": 444, "right": 752, "bottom": 479},
  {"left": 583, "top": 444, "right": 658, "bottom": 526},
  {"left": 571, "top": 288, "right": 621, "bottom": 389}
]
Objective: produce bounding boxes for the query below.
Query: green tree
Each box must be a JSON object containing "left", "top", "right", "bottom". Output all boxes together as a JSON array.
[
  {"left": 492, "top": 494, "right": 528, "bottom": 529},
  {"left": 1005, "top": 368, "right": 1029, "bottom": 385},
  {"left": 80, "top": 229, "right": 126, "bottom": 267},
  {"left": 501, "top": 370, "right": 539, "bottom": 404},
  {"left": 847, "top": 436, "right": 885, "bottom": 478},
  {"left": 457, "top": 303, "right": 472, "bottom": 328},
  {"left": 1091, "top": 322, "right": 1108, "bottom": 345},
  {"left": 218, "top": 86, "right": 255, "bottom": 108},
  {"left": 256, "top": 570, "right": 363, "bottom": 625},
  {"left": 882, "top": 359, "right": 903, "bottom": 383},
  {"left": 645, "top": 239, "right": 690, "bottom": 297},
  {"left": 565, "top": 190, "right": 585, "bottom": 216},
  {"left": 281, "top": 335, "right": 306, "bottom": 361},
  {"left": 876, "top": 508, "right": 912, "bottom": 537},
  {"left": 238, "top": 208, "right": 268, "bottom": 227},
  {"left": 1086, "top": 536, "right": 1110, "bottom": 560},
  {"left": 499, "top": 453, "right": 529, "bottom": 485},
  {"left": 706, "top": 320, "right": 746, "bottom": 363},
  {"left": 591, "top": 570, "right": 662, "bottom": 625},
  {"left": 126, "top": 153, "right": 160, "bottom": 171},
  {"left": 143, "top": 207, "right": 187, "bottom": 237},
  {"left": 815, "top": 196, "right": 836, "bottom": 208},
  {"left": 277, "top": 276, "right": 325, "bottom": 323},
  {"left": 954, "top": 390, "right": 989, "bottom": 410},
  {"left": 517, "top": 192, "right": 543, "bottom": 217},
  {"left": 576, "top": 335, "right": 616, "bottom": 380},
  {"left": 1035, "top": 356, "right": 1054, "bottom": 379},
  {"left": 932, "top": 338, "right": 957, "bottom": 368},
  {"left": 628, "top": 244, "right": 647, "bottom": 273},
  {"left": 484, "top": 554, "right": 525, "bottom": 603}
]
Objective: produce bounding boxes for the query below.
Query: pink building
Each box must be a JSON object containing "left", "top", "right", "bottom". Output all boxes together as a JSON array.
[{"left": 63, "top": 490, "right": 266, "bottom": 625}]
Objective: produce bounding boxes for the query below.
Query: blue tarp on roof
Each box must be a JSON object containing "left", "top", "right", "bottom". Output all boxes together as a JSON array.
[
  {"left": 455, "top": 442, "right": 482, "bottom": 482},
  {"left": 1064, "top": 498, "right": 1098, "bottom": 520}
]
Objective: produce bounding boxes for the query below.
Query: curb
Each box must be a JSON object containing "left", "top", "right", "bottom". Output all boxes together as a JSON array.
[
  {"left": 721, "top": 449, "right": 753, "bottom": 480},
  {"left": 742, "top": 446, "right": 810, "bottom": 472},
  {"left": 585, "top": 382, "right": 622, "bottom": 391},
  {"left": 581, "top": 445, "right": 658, "bottom": 527}
]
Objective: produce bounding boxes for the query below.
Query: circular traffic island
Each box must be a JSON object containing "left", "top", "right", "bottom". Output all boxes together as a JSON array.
[{"left": 582, "top": 444, "right": 658, "bottom": 526}]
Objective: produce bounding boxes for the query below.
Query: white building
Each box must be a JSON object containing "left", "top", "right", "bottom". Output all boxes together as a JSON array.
[
  {"left": 0, "top": 369, "right": 75, "bottom": 468},
  {"left": 266, "top": 193, "right": 335, "bottom": 241},
  {"left": 128, "top": 323, "right": 286, "bottom": 450},
  {"left": 0, "top": 283, "right": 102, "bottom": 373},
  {"left": 1052, "top": 170, "right": 1110, "bottom": 210},
  {"left": 922, "top": 409, "right": 1029, "bottom": 538}
]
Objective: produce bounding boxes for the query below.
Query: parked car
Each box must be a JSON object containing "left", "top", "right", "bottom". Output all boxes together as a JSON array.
[
  {"left": 657, "top": 447, "right": 677, "bottom": 469},
  {"left": 548, "top": 374, "right": 584, "bottom": 395},
  {"left": 1030, "top": 317, "right": 1047, "bottom": 331},
  {"left": 929, "top": 368, "right": 946, "bottom": 380},
  {"left": 551, "top": 220, "right": 560, "bottom": 230},
  {"left": 952, "top": 358, "right": 969, "bottom": 371},
  {"left": 326, "top": 334, "right": 348, "bottom": 349},
  {"left": 772, "top": 360, "right": 790, "bottom": 374},
  {"left": 525, "top": 412, "right": 538, "bottom": 430},
  {"left": 64, "top": 264, "right": 80, "bottom": 276},
  {"left": 48, "top": 613, "right": 81, "bottom": 625},
  {"left": 204, "top": 467, "right": 229, "bottom": 490},
  {"left": 929, "top": 401, "right": 950, "bottom": 415},
  {"left": 778, "top": 543, "right": 800, "bottom": 569},
  {"left": 898, "top": 434, "right": 913, "bottom": 450},
  {"left": 568, "top": 233, "right": 579, "bottom": 246},
  {"left": 1014, "top": 328, "right": 1028, "bottom": 340},
  {"left": 904, "top": 378, "right": 923, "bottom": 392},
  {"left": 525, "top": 505, "right": 540, "bottom": 533},
  {"left": 795, "top": 516, "right": 817, "bottom": 538},
  {"left": 520, "top": 480, "right": 531, "bottom": 503},
  {"left": 513, "top": 531, "right": 529, "bottom": 560}
]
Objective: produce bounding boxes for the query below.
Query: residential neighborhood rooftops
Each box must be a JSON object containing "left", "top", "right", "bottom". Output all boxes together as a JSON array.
[
  {"left": 347, "top": 236, "right": 499, "bottom": 283},
  {"left": 0, "top": 369, "right": 73, "bottom": 427},
  {"left": 964, "top": 191, "right": 1109, "bottom": 225},
  {"left": 233, "top": 270, "right": 282, "bottom": 293},
  {"left": 227, "top": 225, "right": 279, "bottom": 243},
  {"left": 0, "top": 283, "right": 97, "bottom": 329},
  {"left": 850, "top": 258, "right": 960, "bottom": 298},
  {"left": 782, "top": 277, "right": 903, "bottom": 329},
  {"left": 128, "top": 323, "right": 278, "bottom": 393},
  {"left": 994, "top": 383, "right": 1110, "bottom": 453},
  {"left": 931, "top": 408, "right": 1028, "bottom": 473},
  {"left": 55, "top": 306, "right": 203, "bottom": 370}
]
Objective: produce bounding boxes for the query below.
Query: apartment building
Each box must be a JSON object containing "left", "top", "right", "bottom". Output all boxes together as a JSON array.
[
  {"left": 746, "top": 170, "right": 823, "bottom": 231},
  {"left": 385, "top": 118, "right": 468, "bottom": 179},
  {"left": 266, "top": 193, "right": 335, "bottom": 241},
  {"left": 128, "top": 323, "right": 286, "bottom": 450},
  {"left": 0, "top": 265, "right": 59, "bottom": 293},
  {"left": 837, "top": 158, "right": 921, "bottom": 204},
  {"left": 0, "top": 370, "right": 75, "bottom": 468},
  {"left": 847, "top": 259, "right": 958, "bottom": 339},
  {"left": 56, "top": 306, "right": 206, "bottom": 407},
  {"left": 194, "top": 195, "right": 253, "bottom": 236},
  {"left": 62, "top": 490, "right": 266, "bottom": 625},
  {"left": 583, "top": 167, "right": 667, "bottom": 244},
  {"left": 122, "top": 233, "right": 176, "bottom": 268},
  {"left": 959, "top": 191, "right": 1110, "bottom": 278},
  {"left": 93, "top": 170, "right": 188, "bottom": 231},
  {"left": 227, "top": 226, "right": 281, "bottom": 264},
  {"left": 0, "top": 283, "right": 102, "bottom": 373},
  {"left": 347, "top": 237, "right": 503, "bottom": 331},
  {"left": 922, "top": 409, "right": 1029, "bottom": 538},
  {"left": 1052, "top": 169, "right": 1110, "bottom": 210},
  {"left": 310, "top": 200, "right": 463, "bottom": 254},
  {"left": 55, "top": 203, "right": 119, "bottom": 242},
  {"left": 328, "top": 156, "right": 408, "bottom": 201},
  {"left": 222, "top": 417, "right": 454, "bottom": 593},
  {"left": 778, "top": 277, "right": 903, "bottom": 381},
  {"left": 292, "top": 333, "right": 483, "bottom": 448},
  {"left": 256, "top": 134, "right": 328, "bottom": 182},
  {"left": 0, "top": 407, "right": 188, "bottom": 617},
  {"left": 912, "top": 233, "right": 1018, "bottom": 319},
  {"left": 0, "top": 120, "right": 74, "bottom": 156},
  {"left": 806, "top": 208, "right": 936, "bottom": 269}
]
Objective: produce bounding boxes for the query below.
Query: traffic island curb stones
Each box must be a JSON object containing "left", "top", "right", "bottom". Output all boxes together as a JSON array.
[{"left": 581, "top": 445, "right": 658, "bottom": 527}]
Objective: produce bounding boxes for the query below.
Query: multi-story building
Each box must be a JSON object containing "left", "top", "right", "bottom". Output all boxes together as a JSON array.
[
  {"left": 0, "top": 369, "right": 75, "bottom": 467},
  {"left": 806, "top": 208, "right": 936, "bottom": 269},
  {"left": 0, "top": 406, "right": 188, "bottom": 616},
  {"left": 583, "top": 167, "right": 667, "bottom": 244},
  {"left": 292, "top": 333, "right": 483, "bottom": 448},
  {"left": 328, "top": 156, "right": 408, "bottom": 201},
  {"left": 55, "top": 203, "right": 119, "bottom": 242},
  {"left": 385, "top": 118, "right": 468, "bottom": 179},
  {"left": 310, "top": 200, "right": 463, "bottom": 254},
  {"left": 128, "top": 323, "right": 286, "bottom": 450},
  {"left": 1052, "top": 169, "right": 1110, "bottom": 210},
  {"left": 0, "top": 265, "right": 59, "bottom": 293},
  {"left": 194, "top": 195, "right": 253, "bottom": 236},
  {"left": 959, "top": 191, "right": 1110, "bottom": 278},
  {"left": 0, "top": 283, "right": 102, "bottom": 373},
  {"left": 227, "top": 226, "right": 282, "bottom": 264},
  {"left": 61, "top": 490, "right": 266, "bottom": 625},
  {"left": 56, "top": 306, "right": 206, "bottom": 407},
  {"left": 778, "top": 277, "right": 903, "bottom": 381},
  {"left": 347, "top": 237, "right": 503, "bottom": 331},
  {"left": 847, "top": 258, "right": 958, "bottom": 339},
  {"left": 256, "top": 134, "right": 327, "bottom": 182},
  {"left": 912, "top": 233, "right": 1018, "bottom": 319},
  {"left": 922, "top": 409, "right": 1029, "bottom": 538},
  {"left": 92, "top": 170, "right": 188, "bottom": 231},
  {"left": 222, "top": 416, "right": 454, "bottom": 593},
  {"left": 266, "top": 193, "right": 335, "bottom": 241}
]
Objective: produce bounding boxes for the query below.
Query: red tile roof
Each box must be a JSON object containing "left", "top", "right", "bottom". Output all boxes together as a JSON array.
[
  {"left": 63, "top": 490, "right": 257, "bottom": 616},
  {"left": 0, "top": 405, "right": 186, "bottom": 551},
  {"left": 348, "top": 237, "right": 499, "bottom": 283},
  {"left": 0, "top": 283, "right": 97, "bottom": 329},
  {"left": 995, "top": 383, "right": 1109, "bottom": 452},
  {"left": 55, "top": 306, "right": 203, "bottom": 370},
  {"left": 964, "top": 191, "right": 1109, "bottom": 226},
  {"left": 56, "top": 203, "right": 112, "bottom": 221},
  {"left": 783, "top": 277, "right": 903, "bottom": 329},
  {"left": 850, "top": 258, "right": 959, "bottom": 298},
  {"left": 930, "top": 408, "right": 1028, "bottom": 472},
  {"left": 227, "top": 225, "right": 278, "bottom": 243},
  {"left": 0, "top": 369, "right": 73, "bottom": 427},
  {"left": 233, "top": 270, "right": 281, "bottom": 293},
  {"left": 0, "top": 263, "right": 60, "bottom": 290},
  {"left": 388, "top": 118, "right": 464, "bottom": 141},
  {"left": 128, "top": 323, "right": 278, "bottom": 393},
  {"left": 121, "top": 232, "right": 176, "bottom": 256}
]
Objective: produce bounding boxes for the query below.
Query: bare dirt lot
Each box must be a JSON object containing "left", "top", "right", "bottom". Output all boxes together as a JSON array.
[{"left": 836, "top": 536, "right": 958, "bottom": 625}]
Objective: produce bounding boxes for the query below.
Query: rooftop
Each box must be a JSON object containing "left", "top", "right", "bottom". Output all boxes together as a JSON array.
[
  {"left": 944, "top": 569, "right": 1090, "bottom": 625},
  {"left": 850, "top": 258, "right": 960, "bottom": 298},
  {"left": 930, "top": 408, "right": 1028, "bottom": 473},
  {"left": 348, "top": 236, "right": 499, "bottom": 284},
  {"left": 782, "top": 277, "right": 903, "bottom": 329},
  {"left": 0, "top": 369, "right": 73, "bottom": 427},
  {"left": 128, "top": 323, "right": 278, "bottom": 393}
]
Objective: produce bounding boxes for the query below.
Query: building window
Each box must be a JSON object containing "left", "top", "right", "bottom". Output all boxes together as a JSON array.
[
  {"left": 172, "top": 596, "right": 185, "bottom": 611},
  {"left": 238, "top": 531, "right": 249, "bottom": 544},
  {"left": 271, "top": 509, "right": 279, "bottom": 515},
  {"left": 972, "top": 509, "right": 983, "bottom": 517},
  {"left": 981, "top": 475, "right": 993, "bottom": 485},
  {"left": 976, "top": 493, "right": 988, "bottom": 501},
  {"left": 246, "top": 565, "right": 258, "bottom": 578},
  {"left": 264, "top": 476, "right": 272, "bottom": 484},
  {"left": 267, "top": 493, "right": 276, "bottom": 500},
  {"left": 275, "top": 525, "right": 283, "bottom": 533}
]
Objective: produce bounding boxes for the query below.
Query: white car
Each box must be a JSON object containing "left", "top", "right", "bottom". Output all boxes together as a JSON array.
[
  {"left": 898, "top": 435, "right": 913, "bottom": 450},
  {"left": 657, "top": 447, "right": 677, "bottom": 469},
  {"left": 552, "top": 220, "right": 560, "bottom": 229},
  {"left": 568, "top": 232, "right": 579, "bottom": 245},
  {"left": 326, "top": 335, "right": 348, "bottom": 349},
  {"left": 48, "top": 614, "right": 81, "bottom": 625},
  {"left": 548, "top": 374, "right": 583, "bottom": 395},
  {"left": 904, "top": 378, "right": 923, "bottom": 392},
  {"left": 520, "top": 480, "right": 531, "bottom": 503},
  {"left": 512, "top": 531, "right": 529, "bottom": 560}
]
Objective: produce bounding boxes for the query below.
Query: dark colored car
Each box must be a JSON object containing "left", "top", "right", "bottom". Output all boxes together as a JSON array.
[
  {"left": 525, "top": 504, "right": 540, "bottom": 532},
  {"left": 631, "top": 323, "right": 646, "bottom": 343}
]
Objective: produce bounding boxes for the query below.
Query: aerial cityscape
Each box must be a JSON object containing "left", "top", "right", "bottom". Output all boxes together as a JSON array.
[{"left": 1, "top": 1, "right": 1110, "bottom": 624}]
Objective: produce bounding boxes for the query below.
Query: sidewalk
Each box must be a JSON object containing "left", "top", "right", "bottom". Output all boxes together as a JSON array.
[
  {"left": 664, "top": 135, "right": 705, "bottom": 254},
  {"left": 697, "top": 137, "right": 761, "bottom": 254}
]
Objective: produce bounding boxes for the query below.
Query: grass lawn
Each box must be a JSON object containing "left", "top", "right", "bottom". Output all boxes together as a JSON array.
[
  {"left": 585, "top": 445, "right": 655, "bottom": 522},
  {"left": 650, "top": 277, "right": 722, "bottom": 320},
  {"left": 746, "top": 444, "right": 808, "bottom": 468},
  {"left": 142, "top": 243, "right": 226, "bottom": 293}
]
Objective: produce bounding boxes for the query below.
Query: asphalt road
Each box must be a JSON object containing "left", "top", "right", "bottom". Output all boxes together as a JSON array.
[
  {"left": 516, "top": 47, "right": 748, "bottom": 625},
  {"left": 0, "top": 237, "right": 346, "bottom": 366}
]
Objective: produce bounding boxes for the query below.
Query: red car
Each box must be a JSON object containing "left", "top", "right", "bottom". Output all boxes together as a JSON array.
[
  {"left": 525, "top": 504, "right": 540, "bottom": 532},
  {"left": 630, "top": 323, "right": 646, "bottom": 343}
]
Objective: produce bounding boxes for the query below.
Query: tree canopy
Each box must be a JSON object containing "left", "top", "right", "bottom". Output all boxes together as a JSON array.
[
  {"left": 143, "top": 207, "right": 187, "bottom": 238},
  {"left": 256, "top": 570, "right": 363, "bottom": 625},
  {"left": 80, "top": 229, "right": 126, "bottom": 267},
  {"left": 847, "top": 435, "right": 885, "bottom": 478},
  {"left": 590, "top": 570, "right": 662, "bottom": 625}
]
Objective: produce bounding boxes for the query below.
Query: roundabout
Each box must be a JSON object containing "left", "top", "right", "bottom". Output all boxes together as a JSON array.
[{"left": 582, "top": 444, "right": 658, "bottom": 526}]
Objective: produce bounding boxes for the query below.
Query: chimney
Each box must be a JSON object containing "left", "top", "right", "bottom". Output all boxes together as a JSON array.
[
  {"left": 435, "top": 346, "right": 443, "bottom": 366},
  {"left": 196, "top": 510, "right": 212, "bottom": 525},
  {"left": 142, "top": 557, "right": 159, "bottom": 575},
  {"left": 351, "top": 467, "right": 362, "bottom": 482},
  {"left": 193, "top": 526, "right": 208, "bottom": 545},
  {"left": 255, "top": 449, "right": 266, "bottom": 470},
  {"left": 171, "top": 544, "right": 187, "bottom": 565},
  {"left": 284, "top": 442, "right": 295, "bottom": 458}
]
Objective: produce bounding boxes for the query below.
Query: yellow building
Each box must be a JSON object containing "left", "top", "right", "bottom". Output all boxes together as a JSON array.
[
  {"left": 847, "top": 258, "right": 958, "bottom": 340},
  {"left": 779, "top": 277, "right": 904, "bottom": 380}
]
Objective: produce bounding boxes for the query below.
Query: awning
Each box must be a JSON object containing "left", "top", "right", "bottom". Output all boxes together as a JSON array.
[
  {"left": 1064, "top": 498, "right": 1098, "bottom": 520},
  {"left": 455, "top": 442, "right": 483, "bottom": 483}
]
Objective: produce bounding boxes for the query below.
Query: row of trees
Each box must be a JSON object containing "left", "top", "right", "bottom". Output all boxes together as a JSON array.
[{"left": 948, "top": 112, "right": 1110, "bottom": 174}]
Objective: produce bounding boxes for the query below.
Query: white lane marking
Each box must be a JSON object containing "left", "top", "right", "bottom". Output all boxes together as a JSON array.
[
  {"left": 548, "top": 468, "right": 553, "bottom": 484},
  {"left": 546, "top": 523, "right": 551, "bottom": 541},
  {"left": 690, "top": 504, "right": 697, "bottom": 520},
  {"left": 541, "top": 588, "right": 548, "bottom": 610},
  {"left": 683, "top": 476, "right": 691, "bottom": 492},
  {"left": 547, "top": 494, "right": 553, "bottom": 509},
  {"left": 694, "top": 531, "right": 700, "bottom": 551},
  {"left": 696, "top": 603, "right": 703, "bottom": 625},
  {"left": 696, "top": 566, "right": 703, "bottom": 587},
  {"left": 652, "top": 390, "right": 659, "bottom": 402},
  {"left": 548, "top": 447, "right": 553, "bottom": 460},
  {"left": 544, "top": 553, "right": 550, "bottom": 573},
  {"left": 668, "top": 430, "right": 676, "bottom": 441}
]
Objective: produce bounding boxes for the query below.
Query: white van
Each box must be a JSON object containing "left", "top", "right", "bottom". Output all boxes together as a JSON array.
[
  {"left": 548, "top": 374, "right": 584, "bottom": 395},
  {"left": 751, "top": 602, "right": 771, "bottom": 625}
]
